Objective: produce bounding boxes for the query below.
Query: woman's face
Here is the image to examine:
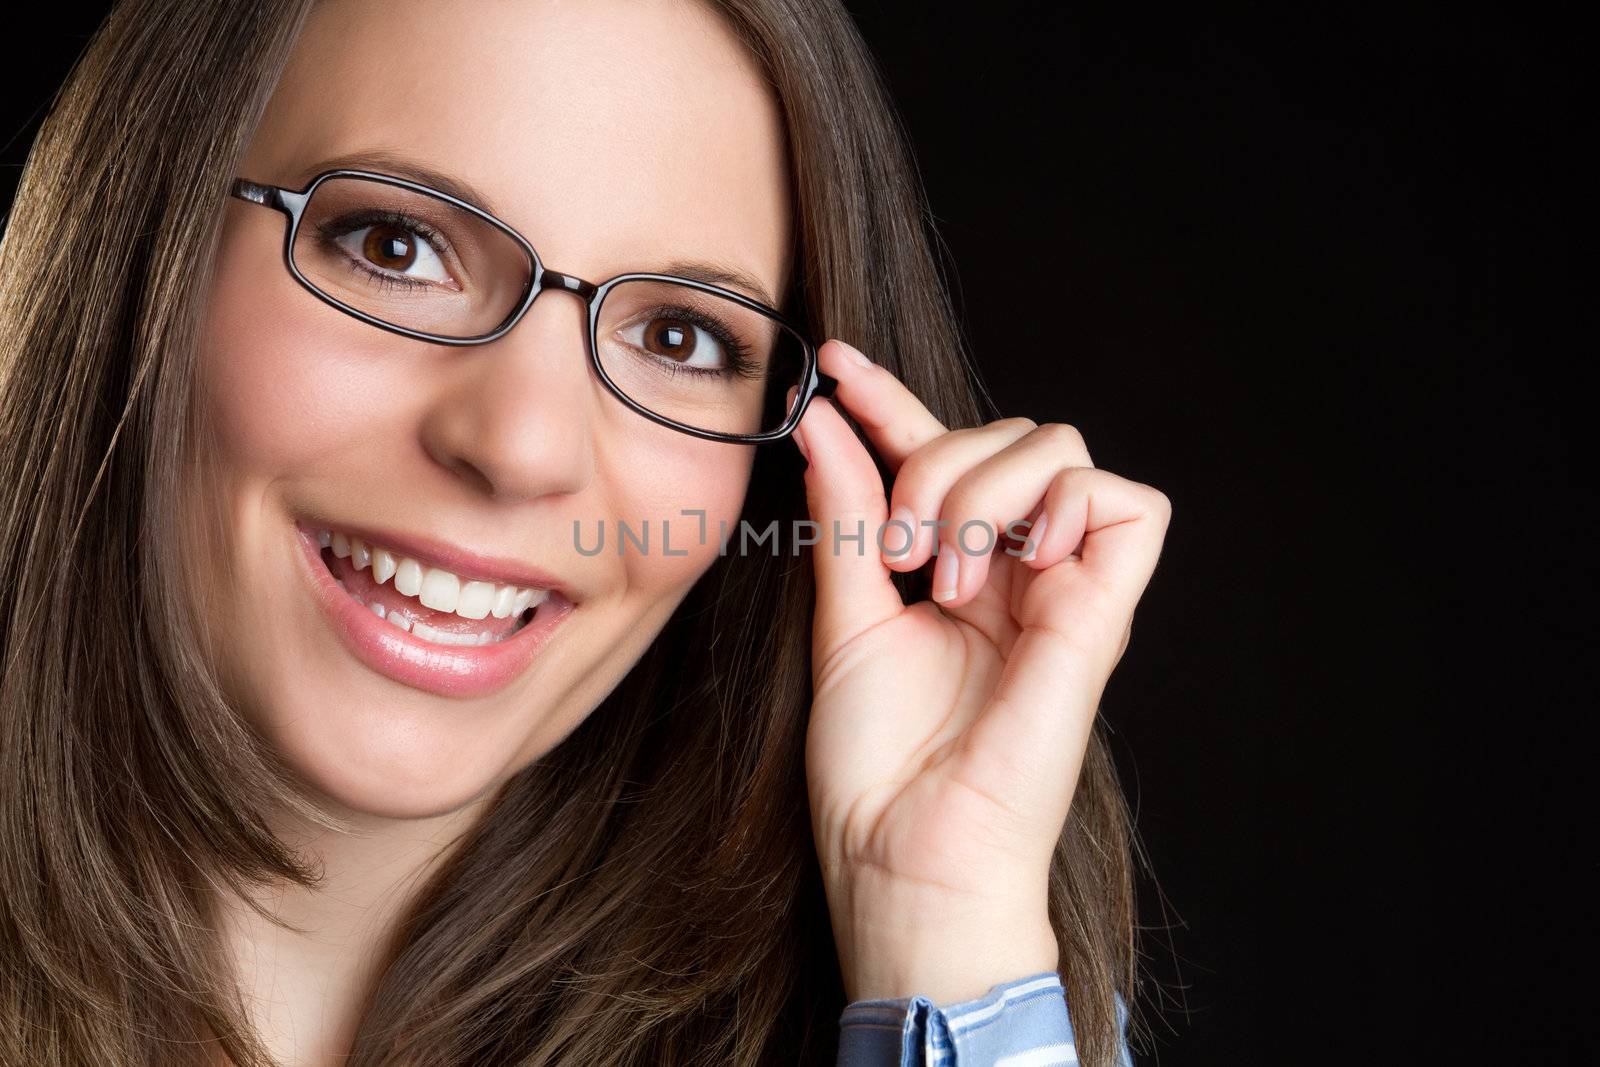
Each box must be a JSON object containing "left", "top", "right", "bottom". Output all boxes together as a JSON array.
[{"left": 195, "top": 0, "right": 792, "bottom": 818}]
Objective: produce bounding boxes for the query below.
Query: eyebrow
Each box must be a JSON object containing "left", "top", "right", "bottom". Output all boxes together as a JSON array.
[{"left": 291, "top": 149, "right": 782, "bottom": 308}]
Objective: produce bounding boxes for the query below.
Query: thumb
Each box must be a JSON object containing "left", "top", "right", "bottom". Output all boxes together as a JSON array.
[{"left": 792, "top": 395, "right": 903, "bottom": 653}]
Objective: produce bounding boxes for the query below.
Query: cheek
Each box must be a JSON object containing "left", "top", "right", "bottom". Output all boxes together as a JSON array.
[
  {"left": 604, "top": 435, "right": 755, "bottom": 595},
  {"left": 198, "top": 240, "right": 392, "bottom": 481}
]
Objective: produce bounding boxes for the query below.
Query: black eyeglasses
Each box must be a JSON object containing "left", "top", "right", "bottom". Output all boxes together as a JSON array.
[{"left": 229, "top": 168, "right": 835, "bottom": 443}]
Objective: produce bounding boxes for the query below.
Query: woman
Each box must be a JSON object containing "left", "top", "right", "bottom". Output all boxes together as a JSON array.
[{"left": 0, "top": 1, "right": 1169, "bottom": 1064}]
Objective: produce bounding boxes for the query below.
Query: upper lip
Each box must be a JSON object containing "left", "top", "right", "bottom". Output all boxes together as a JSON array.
[{"left": 299, "top": 518, "right": 575, "bottom": 600}]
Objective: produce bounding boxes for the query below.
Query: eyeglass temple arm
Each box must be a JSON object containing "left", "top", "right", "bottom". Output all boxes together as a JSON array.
[
  {"left": 231, "top": 178, "right": 293, "bottom": 213},
  {"left": 813, "top": 371, "right": 838, "bottom": 399}
]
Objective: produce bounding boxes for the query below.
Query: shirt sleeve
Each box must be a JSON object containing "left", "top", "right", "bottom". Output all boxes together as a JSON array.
[{"left": 835, "top": 970, "right": 1132, "bottom": 1067}]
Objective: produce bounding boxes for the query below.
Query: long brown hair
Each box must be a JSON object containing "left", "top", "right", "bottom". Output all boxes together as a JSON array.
[{"left": 0, "top": 1, "right": 1149, "bottom": 1063}]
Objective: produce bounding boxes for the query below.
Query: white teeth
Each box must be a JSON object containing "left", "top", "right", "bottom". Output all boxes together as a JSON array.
[
  {"left": 418, "top": 568, "right": 460, "bottom": 612},
  {"left": 394, "top": 557, "right": 423, "bottom": 597},
  {"left": 511, "top": 588, "right": 550, "bottom": 616},
  {"left": 410, "top": 619, "right": 493, "bottom": 647},
  {"left": 315, "top": 527, "right": 555, "bottom": 639},
  {"left": 457, "top": 580, "right": 496, "bottom": 620},
  {"left": 372, "top": 548, "right": 397, "bottom": 586}
]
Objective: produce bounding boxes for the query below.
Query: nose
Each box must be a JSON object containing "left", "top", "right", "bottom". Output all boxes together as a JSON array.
[{"left": 417, "top": 287, "right": 597, "bottom": 502}]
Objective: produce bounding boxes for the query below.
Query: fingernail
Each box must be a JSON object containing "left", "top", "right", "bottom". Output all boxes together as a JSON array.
[
  {"left": 838, "top": 339, "right": 872, "bottom": 369},
  {"left": 932, "top": 541, "right": 960, "bottom": 602},
  {"left": 884, "top": 505, "right": 916, "bottom": 560},
  {"left": 1022, "top": 511, "right": 1048, "bottom": 562}
]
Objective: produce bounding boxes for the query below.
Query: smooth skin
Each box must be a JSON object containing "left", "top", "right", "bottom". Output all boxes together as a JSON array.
[
  {"left": 188, "top": 0, "right": 1168, "bottom": 1061},
  {"left": 796, "top": 339, "right": 1170, "bottom": 1005},
  {"left": 200, "top": 2, "right": 784, "bottom": 1060}
]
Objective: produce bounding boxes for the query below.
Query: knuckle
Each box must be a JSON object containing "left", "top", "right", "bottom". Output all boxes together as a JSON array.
[
  {"left": 940, "top": 476, "right": 985, "bottom": 524},
  {"left": 893, "top": 446, "right": 938, "bottom": 494},
  {"left": 898, "top": 425, "right": 975, "bottom": 486},
  {"left": 1034, "top": 421, "right": 1087, "bottom": 452},
  {"left": 1049, "top": 465, "right": 1087, "bottom": 495}
]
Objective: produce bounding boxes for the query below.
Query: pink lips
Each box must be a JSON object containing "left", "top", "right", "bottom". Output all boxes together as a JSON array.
[{"left": 291, "top": 519, "right": 573, "bottom": 699}]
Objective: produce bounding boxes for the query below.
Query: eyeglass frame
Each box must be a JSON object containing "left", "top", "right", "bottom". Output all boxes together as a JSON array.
[{"left": 228, "top": 167, "right": 836, "bottom": 444}]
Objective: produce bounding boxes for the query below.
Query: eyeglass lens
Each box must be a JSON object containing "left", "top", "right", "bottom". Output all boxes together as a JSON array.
[{"left": 291, "top": 175, "right": 808, "bottom": 437}]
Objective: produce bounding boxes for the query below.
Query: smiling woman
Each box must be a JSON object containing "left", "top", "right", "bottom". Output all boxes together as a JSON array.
[{"left": 0, "top": 2, "right": 1165, "bottom": 1066}]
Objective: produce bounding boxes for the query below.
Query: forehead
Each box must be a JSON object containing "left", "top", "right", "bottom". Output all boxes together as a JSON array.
[{"left": 246, "top": 0, "right": 791, "bottom": 293}]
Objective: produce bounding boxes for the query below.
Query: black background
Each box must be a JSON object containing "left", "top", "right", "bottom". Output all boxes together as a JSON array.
[{"left": 2, "top": 4, "right": 1589, "bottom": 1063}]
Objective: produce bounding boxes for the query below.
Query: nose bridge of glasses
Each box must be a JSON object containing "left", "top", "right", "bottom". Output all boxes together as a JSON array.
[
  {"left": 535, "top": 269, "right": 598, "bottom": 302},
  {"left": 509, "top": 269, "right": 600, "bottom": 337}
]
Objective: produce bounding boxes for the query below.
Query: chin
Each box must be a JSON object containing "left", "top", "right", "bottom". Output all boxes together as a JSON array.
[{"left": 257, "top": 689, "right": 513, "bottom": 821}]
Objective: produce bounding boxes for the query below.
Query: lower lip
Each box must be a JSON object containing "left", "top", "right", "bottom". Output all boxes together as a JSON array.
[{"left": 291, "top": 518, "right": 573, "bottom": 699}]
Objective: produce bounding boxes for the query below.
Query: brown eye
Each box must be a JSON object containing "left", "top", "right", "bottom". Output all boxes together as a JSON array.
[
  {"left": 332, "top": 223, "right": 452, "bottom": 285},
  {"left": 625, "top": 314, "right": 727, "bottom": 371},
  {"left": 362, "top": 224, "right": 417, "bottom": 271},
  {"left": 643, "top": 317, "right": 696, "bottom": 361}
]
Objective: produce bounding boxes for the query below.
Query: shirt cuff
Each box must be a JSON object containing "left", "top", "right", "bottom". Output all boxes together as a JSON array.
[{"left": 837, "top": 970, "right": 1088, "bottom": 1066}]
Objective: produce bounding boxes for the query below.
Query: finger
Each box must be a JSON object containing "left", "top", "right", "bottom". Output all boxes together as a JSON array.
[
  {"left": 880, "top": 417, "right": 1041, "bottom": 573},
  {"left": 817, "top": 338, "right": 948, "bottom": 473},
  {"left": 953, "top": 473, "right": 1170, "bottom": 816},
  {"left": 1005, "top": 469, "right": 1170, "bottom": 698},
  {"left": 1024, "top": 468, "right": 1172, "bottom": 606},
  {"left": 921, "top": 423, "right": 1096, "bottom": 604},
  {"left": 785, "top": 384, "right": 805, "bottom": 460},
  {"left": 791, "top": 395, "right": 905, "bottom": 653}
]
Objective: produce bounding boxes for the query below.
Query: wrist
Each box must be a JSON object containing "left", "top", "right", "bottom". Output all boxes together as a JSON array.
[{"left": 830, "top": 880, "right": 1058, "bottom": 1004}]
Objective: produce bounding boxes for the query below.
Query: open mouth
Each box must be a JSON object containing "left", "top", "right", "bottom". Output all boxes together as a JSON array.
[{"left": 315, "top": 528, "right": 551, "bottom": 648}]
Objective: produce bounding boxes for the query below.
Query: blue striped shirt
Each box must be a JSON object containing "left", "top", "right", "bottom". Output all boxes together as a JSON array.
[{"left": 836, "top": 971, "right": 1133, "bottom": 1066}]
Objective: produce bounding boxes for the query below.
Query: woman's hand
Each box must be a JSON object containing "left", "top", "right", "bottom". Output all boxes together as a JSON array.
[{"left": 795, "top": 339, "right": 1171, "bottom": 1006}]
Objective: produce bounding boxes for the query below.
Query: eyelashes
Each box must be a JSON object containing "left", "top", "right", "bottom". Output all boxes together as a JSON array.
[{"left": 309, "top": 212, "right": 764, "bottom": 383}]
